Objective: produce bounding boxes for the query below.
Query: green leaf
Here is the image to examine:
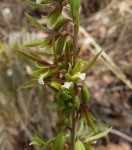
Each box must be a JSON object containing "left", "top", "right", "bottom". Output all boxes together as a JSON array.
[
  {"left": 77, "top": 121, "right": 84, "bottom": 136},
  {"left": 39, "top": 37, "right": 51, "bottom": 48},
  {"left": 25, "top": 0, "right": 48, "bottom": 8},
  {"left": 30, "top": 68, "right": 47, "bottom": 77},
  {"left": 84, "top": 143, "right": 95, "bottom": 150},
  {"left": 65, "top": 73, "right": 75, "bottom": 82},
  {"left": 48, "top": 81, "right": 62, "bottom": 91},
  {"left": 75, "top": 140, "right": 86, "bottom": 150},
  {"left": 72, "top": 59, "right": 83, "bottom": 75},
  {"left": 85, "top": 111, "right": 96, "bottom": 133},
  {"left": 70, "top": 0, "right": 81, "bottom": 23},
  {"left": 17, "top": 79, "right": 38, "bottom": 91},
  {"left": 25, "top": 13, "right": 50, "bottom": 32},
  {"left": 67, "top": 63, "right": 72, "bottom": 74},
  {"left": 47, "top": 5, "right": 63, "bottom": 29},
  {"left": 54, "top": 133, "right": 66, "bottom": 150},
  {"left": 84, "top": 127, "right": 112, "bottom": 142},
  {"left": 17, "top": 50, "right": 50, "bottom": 65},
  {"left": 24, "top": 38, "right": 45, "bottom": 47},
  {"left": 54, "top": 18, "right": 69, "bottom": 31},
  {"left": 56, "top": 35, "right": 66, "bottom": 55},
  {"left": 83, "top": 50, "right": 103, "bottom": 72},
  {"left": 29, "top": 136, "right": 45, "bottom": 148}
]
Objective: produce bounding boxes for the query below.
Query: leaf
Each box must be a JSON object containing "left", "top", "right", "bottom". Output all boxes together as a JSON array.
[
  {"left": 25, "top": 13, "right": 50, "bottom": 32},
  {"left": 84, "top": 127, "right": 112, "bottom": 142},
  {"left": 84, "top": 143, "right": 95, "bottom": 150},
  {"left": 24, "top": 38, "right": 45, "bottom": 47},
  {"left": 30, "top": 68, "right": 47, "bottom": 77},
  {"left": 83, "top": 50, "right": 103, "bottom": 72},
  {"left": 17, "top": 50, "right": 50, "bottom": 65},
  {"left": 25, "top": 0, "right": 48, "bottom": 8},
  {"left": 54, "top": 18, "right": 69, "bottom": 31},
  {"left": 67, "top": 63, "right": 72, "bottom": 74},
  {"left": 47, "top": 5, "right": 63, "bottom": 29},
  {"left": 75, "top": 140, "right": 86, "bottom": 150},
  {"left": 72, "top": 59, "right": 83, "bottom": 75},
  {"left": 65, "top": 73, "right": 75, "bottom": 82},
  {"left": 48, "top": 81, "right": 62, "bottom": 90},
  {"left": 77, "top": 121, "right": 84, "bottom": 136},
  {"left": 70, "top": 0, "right": 81, "bottom": 23},
  {"left": 17, "top": 79, "right": 38, "bottom": 90},
  {"left": 54, "top": 133, "right": 66, "bottom": 150},
  {"left": 56, "top": 35, "right": 66, "bottom": 55},
  {"left": 29, "top": 136, "right": 45, "bottom": 148},
  {"left": 37, "top": 51, "right": 53, "bottom": 57}
]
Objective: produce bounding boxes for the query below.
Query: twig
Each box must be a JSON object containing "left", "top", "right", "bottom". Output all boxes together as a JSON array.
[{"left": 110, "top": 129, "right": 132, "bottom": 143}]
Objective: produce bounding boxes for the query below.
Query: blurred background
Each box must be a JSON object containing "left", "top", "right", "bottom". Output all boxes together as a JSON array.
[{"left": 0, "top": 0, "right": 132, "bottom": 150}]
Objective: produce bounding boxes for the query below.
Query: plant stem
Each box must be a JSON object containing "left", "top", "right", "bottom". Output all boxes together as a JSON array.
[
  {"left": 71, "top": 111, "right": 76, "bottom": 150},
  {"left": 71, "top": 21, "right": 79, "bottom": 150},
  {"left": 73, "top": 23, "right": 79, "bottom": 66}
]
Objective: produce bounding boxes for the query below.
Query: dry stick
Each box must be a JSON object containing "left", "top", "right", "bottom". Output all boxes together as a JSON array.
[
  {"left": 80, "top": 26, "right": 132, "bottom": 90},
  {"left": 110, "top": 129, "right": 132, "bottom": 143}
]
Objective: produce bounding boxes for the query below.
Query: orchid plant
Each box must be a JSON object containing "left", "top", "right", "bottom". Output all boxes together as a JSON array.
[{"left": 17, "top": 0, "right": 111, "bottom": 150}]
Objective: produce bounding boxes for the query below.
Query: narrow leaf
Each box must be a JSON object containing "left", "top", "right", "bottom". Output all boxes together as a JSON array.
[
  {"left": 83, "top": 50, "right": 103, "bottom": 72},
  {"left": 54, "top": 18, "right": 69, "bottom": 31},
  {"left": 17, "top": 79, "right": 38, "bottom": 90},
  {"left": 54, "top": 133, "right": 66, "bottom": 150},
  {"left": 25, "top": 13, "right": 50, "bottom": 32},
  {"left": 56, "top": 35, "right": 66, "bottom": 55},
  {"left": 84, "top": 128, "right": 112, "bottom": 142},
  {"left": 25, "top": 0, "right": 48, "bottom": 8},
  {"left": 70, "top": 0, "right": 81, "bottom": 23},
  {"left": 72, "top": 59, "right": 83, "bottom": 75},
  {"left": 47, "top": 5, "right": 63, "bottom": 29},
  {"left": 75, "top": 140, "right": 86, "bottom": 150},
  {"left": 24, "top": 38, "right": 45, "bottom": 47},
  {"left": 17, "top": 50, "right": 50, "bottom": 65},
  {"left": 30, "top": 68, "right": 47, "bottom": 77}
]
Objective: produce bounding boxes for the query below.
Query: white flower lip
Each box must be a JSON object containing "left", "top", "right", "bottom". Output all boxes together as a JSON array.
[
  {"left": 73, "top": 72, "right": 86, "bottom": 80},
  {"left": 38, "top": 74, "right": 45, "bottom": 85},
  {"left": 61, "top": 82, "right": 73, "bottom": 89}
]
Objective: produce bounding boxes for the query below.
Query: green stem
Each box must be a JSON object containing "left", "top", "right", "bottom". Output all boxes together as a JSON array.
[
  {"left": 71, "top": 111, "right": 76, "bottom": 150},
  {"left": 71, "top": 20, "right": 79, "bottom": 150},
  {"left": 73, "top": 23, "right": 79, "bottom": 66}
]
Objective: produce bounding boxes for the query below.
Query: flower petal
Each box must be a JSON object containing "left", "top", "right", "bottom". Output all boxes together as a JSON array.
[{"left": 61, "top": 82, "right": 73, "bottom": 89}]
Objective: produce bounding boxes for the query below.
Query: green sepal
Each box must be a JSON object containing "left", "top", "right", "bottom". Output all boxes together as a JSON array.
[
  {"left": 17, "top": 50, "right": 50, "bottom": 65},
  {"left": 25, "top": 13, "right": 50, "bottom": 33},
  {"left": 47, "top": 5, "right": 63, "bottom": 29},
  {"left": 17, "top": 79, "right": 38, "bottom": 91},
  {"left": 83, "top": 50, "right": 103, "bottom": 72}
]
